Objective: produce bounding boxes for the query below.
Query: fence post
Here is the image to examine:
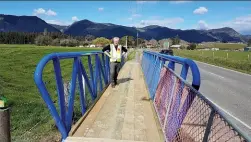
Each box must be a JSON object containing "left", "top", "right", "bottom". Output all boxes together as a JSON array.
[
  {"left": 227, "top": 52, "right": 228, "bottom": 59},
  {"left": 213, "top": 52, "right": 214, "bottom": 58},
  {"left": 0, "top": 107, "right": 11, "bottom": 142}
]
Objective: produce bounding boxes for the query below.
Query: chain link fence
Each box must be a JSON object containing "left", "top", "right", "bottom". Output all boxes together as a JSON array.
[{"left": 153, "top": 67, "right": 250, "bottom": 142}]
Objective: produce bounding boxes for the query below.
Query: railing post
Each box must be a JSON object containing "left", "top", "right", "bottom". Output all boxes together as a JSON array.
[
  {"left": 168, "top": 61, "right": 175, "bottom": 70},
  {"left": 88, "top": 55, "right": 94, "bottom": 95},
  {"left": 53, "top": 58, "right": 66, "bottom": 125},
  {"left": 202, "top": 110, "right": 215, "bottom": 142},
  {"left": 77, "top": 58, "right": 86, "bottom": 115},
  {"left": 0, "top": 107, "right": 11, "bottom": 142},
  {"left": 181, "top": 64, "right": 189, "bottom": 80},
  {"left": 66, "top": 57, "right": 79, "bottom": 132}
]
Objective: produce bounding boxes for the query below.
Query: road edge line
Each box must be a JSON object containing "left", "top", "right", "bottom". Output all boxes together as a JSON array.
[{"left": 195, "top": 60, "right": 251, "bottom": 77}]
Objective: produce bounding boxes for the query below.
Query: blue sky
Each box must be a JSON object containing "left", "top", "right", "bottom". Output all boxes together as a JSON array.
[{"left": 1, "top": 1, "right": 251, "bottom": 34}]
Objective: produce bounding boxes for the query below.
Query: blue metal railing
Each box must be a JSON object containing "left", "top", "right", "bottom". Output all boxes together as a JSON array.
[
  {"left": 34, "top": 51, "right": 125, "bottom": 140},
  {"left": 141, "top": 50, "right": 201, "bottom": 99},
  {"left": 141, "top": 51, "right": 250, "bottom": 142}
]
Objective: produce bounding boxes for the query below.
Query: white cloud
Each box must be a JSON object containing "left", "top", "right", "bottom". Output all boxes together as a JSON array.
[
  {"left": 33, "top": 8, "right": 57, "bottom": 16},
  {"left": 98, "top": 7, "right": 104, "bottom": 11},
  {"left": 193, "top": 7, "right": 208, "bottom": 15},
  {"left": 130, "top": 17, "right": 184, "bottom": 28},
  {"left": 210, "top": 14, "right": 251, "bottom": 34},
  {"left": 33, "top": 8, "right": 46, "bottom": 15},
  {"left": 197, "top": 20, "right": 208, "bottom": 30},
  {"left": 46, "top": 20, "right": 71, "bottom": 26},
  {"left": 136, "top": 1, "right": 158, "bottom": 4},
  {"left": 170, "top": 1, "right": 192, "bottom": 4},
  {"left": 46, "top": 9, "right": 57, "bottom": 16},
  {"left": 132, "top": 14, "right": 142, "bottom": 17},
  {"left": 72, "top": 16, "right": 79, "bottom": 21},
  {"left": 127, "top": 13, "right": 142, "bottom": 21}
]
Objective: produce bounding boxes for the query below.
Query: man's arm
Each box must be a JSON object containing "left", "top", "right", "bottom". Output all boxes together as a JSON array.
[
  {"left": 121, "top": 46, "right": 128, "bottom": 53},
  {"left": 102, "top": 45, "right": 110, "bottom": 52},
  {"left": 102, "top": 45, "right": 111, "bottom": 57}
]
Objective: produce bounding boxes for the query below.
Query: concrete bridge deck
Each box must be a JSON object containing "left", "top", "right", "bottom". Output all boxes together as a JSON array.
[{"left": 65, "top": 58, "right": 164, "bottom": 142}]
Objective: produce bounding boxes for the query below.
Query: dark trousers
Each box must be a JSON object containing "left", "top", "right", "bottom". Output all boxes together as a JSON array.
[{"left": 110, "top": 62, "right": 120, "bottom": 84}]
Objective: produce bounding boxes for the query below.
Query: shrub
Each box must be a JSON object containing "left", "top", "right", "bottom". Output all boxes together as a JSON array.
[
  {"left": 187, "top": 43, "right": 196, "bottom": 50},
  {"left": 60, "top": 39, "right": 79, "bottom": 47},
  {"left": 51, "top": 38, "right": 60, "bottom": 46},
  {"left": 35, "top": 35, "right": 52, "bottom": 46}
]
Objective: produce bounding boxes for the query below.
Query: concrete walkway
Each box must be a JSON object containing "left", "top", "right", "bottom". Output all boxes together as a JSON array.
[{"left": 65, "top": 55, "right": 163, "bottom": 142}]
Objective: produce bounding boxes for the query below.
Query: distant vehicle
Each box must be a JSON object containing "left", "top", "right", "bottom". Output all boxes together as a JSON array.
[
  {"left": 244, "top": 47, "right": 251, "bottom": 52},
  {"left": 160, "top": 49, "right": 174, "bottom": 56}
]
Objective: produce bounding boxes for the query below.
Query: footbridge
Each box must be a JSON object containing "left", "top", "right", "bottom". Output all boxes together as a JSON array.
[{"left": 34, "top": 50, "right": 250, "bottom": 142}]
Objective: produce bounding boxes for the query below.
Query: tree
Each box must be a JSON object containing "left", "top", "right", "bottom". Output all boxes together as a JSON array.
[
  {"left": 137, "top": 38, "right": 145, "bottom": 47},
  {"left": 92, "top": 37, "right": 111, "bottom": 46},
  {"left": 127, "top": 36, "right": 135, "bottom": 47},
  {"left": 171, "top": 35, "right": 180, "bottom": 45},
  {"left": 85, "top": 35, "right": 95, "bottom": 42},
  {"left": 120, "top": 36, "right": 127, "bottom": 46},
  {"left": 43, "top": 28, "right": 47, "bottom": 36},
  {"left": 149, "top": 39, "right": 158, "bottom": 48},
  {"left": 187, "top": 43, "right": 196, "bottom": 50},
  {"left": 248, "top": 39, "right": 251, "bottom": 46}
]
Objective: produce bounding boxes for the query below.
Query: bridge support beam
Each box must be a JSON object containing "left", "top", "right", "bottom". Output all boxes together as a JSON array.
[{"left": 0, "top": 107, "right": 11, "bottom": 142}]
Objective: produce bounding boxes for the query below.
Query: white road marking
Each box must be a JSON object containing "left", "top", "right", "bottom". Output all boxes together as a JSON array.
[
  {"left": 207, "top": 72, "right": 225, "bottom": 79},
  {"left": 209, "top": 99, "right": 251, "bottom": 130},
  {"left": 195, "top": 60, "right": 251, "bottom": 77}
]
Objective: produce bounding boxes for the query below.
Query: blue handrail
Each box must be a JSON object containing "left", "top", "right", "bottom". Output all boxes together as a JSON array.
[
  {"left": 34, "top": 51, "right": 125, "bottom": 140},
  {"left": 141, "top": 51, "right": 201, "bottom": 99},
  {"left": 141, "top": 51, "right": 251, "bottom": 142}
]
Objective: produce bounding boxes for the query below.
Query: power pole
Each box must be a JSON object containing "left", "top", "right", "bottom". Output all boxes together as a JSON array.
[
  {"left": 137, "top": 31, "right": 138, "bottom": 48},
  {"left": 126, "top": 36, "right": 128, "bottom": 49}
]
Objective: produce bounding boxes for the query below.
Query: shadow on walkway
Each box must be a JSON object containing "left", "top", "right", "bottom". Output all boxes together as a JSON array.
[{"left": 117, "top": 78, "right": 133, "bottom": 85}]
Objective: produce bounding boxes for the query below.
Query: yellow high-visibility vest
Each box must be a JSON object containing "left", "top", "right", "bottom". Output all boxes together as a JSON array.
[{"left": 110, "top": 44, "right": 122, "bottom": 62}]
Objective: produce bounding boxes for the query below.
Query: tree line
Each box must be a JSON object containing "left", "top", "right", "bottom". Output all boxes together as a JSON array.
[
  {"left": 0, "top": 31, "right": 199, "bottom": 49},
  {"left": 0, "top": 31, "right": 95, "bottom": 46}
]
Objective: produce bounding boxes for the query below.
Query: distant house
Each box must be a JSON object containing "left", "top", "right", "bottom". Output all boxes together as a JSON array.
[
  {"left": 95, "top": 44, "right": 103, "bottom": 48},
  {"left": 211, "top": 48, "right": 219, "bottom": 51},
  {"left": 89, "top": 44, "right": 96, "bottom": 48},
  {"left": 170, "top": 45, "right": 181, "bottom": 49},
  {"left": 244, "top": 47, "right": 251, "bottom": 52},
  {"left": 145, "top": 42, "right": 153, "bottom": 48}
]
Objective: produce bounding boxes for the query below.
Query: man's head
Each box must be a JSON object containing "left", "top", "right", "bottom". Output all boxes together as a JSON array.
[{"left": 113, "top": 37, "right": 120, "bottom": 46}]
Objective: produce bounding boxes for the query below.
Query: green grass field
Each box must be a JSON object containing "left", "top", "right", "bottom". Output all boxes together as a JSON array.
[
  {"left": 0, "top": 44, "right": 101, "bottom": 142},
  {"left": 197, "top": 43, "right": 247, "bottom": 50},
  {"left": 174, "top": 49, "right": 251, "bottom": 74},
  {"left": 127, "top": 50, "right": 136, "bottom": 61},
  {"left": 175, "top": 50, "right": 251, "bottom": 61}
]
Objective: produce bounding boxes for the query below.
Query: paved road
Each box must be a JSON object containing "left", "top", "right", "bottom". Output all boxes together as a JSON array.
[{"left": 174, "top": 61, "right": 251, "bottom": 137}]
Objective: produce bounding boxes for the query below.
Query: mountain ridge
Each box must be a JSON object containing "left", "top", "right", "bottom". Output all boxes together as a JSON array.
[
  {"left": 0, "top": 14, "right": 60, "bottom": 33},
  {"left": 0, "top": 14, "right": 250, "bottom": 43}
]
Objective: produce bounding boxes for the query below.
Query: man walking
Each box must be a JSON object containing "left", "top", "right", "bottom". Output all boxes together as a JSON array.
[{"left": 102, "top": 37, "right": 128, "bottom": 88}]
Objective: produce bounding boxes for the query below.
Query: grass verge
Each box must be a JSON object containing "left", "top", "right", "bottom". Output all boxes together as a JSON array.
[
  {"left": 127, "top": 50, "right": 136, "bottom": 61},
  {"left": 0, "top": 44, "right": 101, "bottom": 141},
  {"left": 174, "top": 50, "right": 251, "bottom": 75}
]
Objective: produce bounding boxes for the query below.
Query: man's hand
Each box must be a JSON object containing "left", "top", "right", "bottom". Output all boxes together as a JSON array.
[{"left": 104, "top": 51, "right": 112, "bottom": 58}]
